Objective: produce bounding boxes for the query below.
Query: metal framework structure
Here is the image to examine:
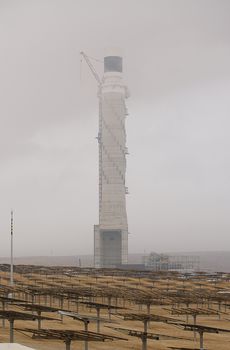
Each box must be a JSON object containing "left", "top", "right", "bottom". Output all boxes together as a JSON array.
[
  {"left": 107, "top": 326, "right": 189, "bottom": 346},
  {"left": 113, "top": 312, "right": 184, "bottom": 350},
  {"left": 0, "top": 310, "right": 57, "bottom": 343},
  {"left": 169, "top": 322, "right": 230, "bottom": 350},
  {"left": 144, "top": 252, "right": 200, "bottom": 272},
  {"left": 15, "top": 327, "right": 127, "bottom": 350},
  {"left": 1, "top": 265, "right": 230, "bottom": 350}
]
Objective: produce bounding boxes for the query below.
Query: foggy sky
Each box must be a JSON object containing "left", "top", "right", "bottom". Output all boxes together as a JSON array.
[{"left": 0, "top": 0, "right": 230, "bottom": 257}]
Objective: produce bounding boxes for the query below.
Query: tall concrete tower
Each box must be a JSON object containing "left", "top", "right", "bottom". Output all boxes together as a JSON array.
[{"left": 94, "top": 49, "right": 129, "bottom": 268}]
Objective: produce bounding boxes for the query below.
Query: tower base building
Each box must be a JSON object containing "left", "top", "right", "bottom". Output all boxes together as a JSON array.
[
  {"left": 94, "top": 226, "right": 128, "bottom": 268},
  {"left": 94, "top": 50, "right": 129, "bottom": 268}
]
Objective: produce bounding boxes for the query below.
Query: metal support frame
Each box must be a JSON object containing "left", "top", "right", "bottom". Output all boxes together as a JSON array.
[
  {"left": 9, "top": 319, "right": 14, "bottom": 343},
  {"left": 96, "top": 307, "right": 100, "bottom": 333},
  {"left": 141, "top": 319, "right": 148, "bottom": 350},
  {"left": 199, "top": 331, "right": 204, "bottom": 350},
  {"left": 64, "top": 339, "right": 71, "bottom": 350},
  {"left": 84, "top": 320, "right": 89, "bottom": 350}
]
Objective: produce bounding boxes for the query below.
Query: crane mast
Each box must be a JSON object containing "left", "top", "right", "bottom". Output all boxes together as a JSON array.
[{"left": 80, "top": 51, "right": 103, "bottom": 223}]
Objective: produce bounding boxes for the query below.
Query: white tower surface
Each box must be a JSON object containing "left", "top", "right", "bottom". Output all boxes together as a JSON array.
[{"left": 94, "top": 50, "right": 129, "bottom": 268}]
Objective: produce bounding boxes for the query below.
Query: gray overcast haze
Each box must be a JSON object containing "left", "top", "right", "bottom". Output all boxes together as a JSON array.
[{"left": 0, "top": 0, "right": 230, "bottom": 257}]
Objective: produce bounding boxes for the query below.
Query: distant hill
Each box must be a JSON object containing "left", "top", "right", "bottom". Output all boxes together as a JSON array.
[{"left": 0, "top": 251, "right": 229, "bottom": 272}]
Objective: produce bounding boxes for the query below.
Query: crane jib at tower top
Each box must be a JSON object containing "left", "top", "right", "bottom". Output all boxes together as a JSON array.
[{"left": 80, "top": 51, "right": 101, "bottom": 86}]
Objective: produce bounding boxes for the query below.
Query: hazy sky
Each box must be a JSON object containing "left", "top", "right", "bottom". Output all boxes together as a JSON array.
[{"left": 0, "top": 0, "right": 230, "bottom": 257}]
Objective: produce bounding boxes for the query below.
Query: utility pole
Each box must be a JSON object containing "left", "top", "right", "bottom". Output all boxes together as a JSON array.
[{"left": 10, "top": 210, "right": 14, "bottom": 286}]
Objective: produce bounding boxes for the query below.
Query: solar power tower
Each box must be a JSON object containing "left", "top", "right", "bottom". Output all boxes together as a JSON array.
[{"left": 94, "top": 49, "right": 129, "bottom": 268}]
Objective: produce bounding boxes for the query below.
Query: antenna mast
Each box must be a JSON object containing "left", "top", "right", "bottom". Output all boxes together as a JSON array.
[{"left": 10, "top": 210, "right": 14, "bottom": 286}]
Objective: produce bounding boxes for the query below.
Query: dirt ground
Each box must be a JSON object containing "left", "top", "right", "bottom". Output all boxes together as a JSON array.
[{"left": 0, "top": 267, "right": 230, "bottom": 350}]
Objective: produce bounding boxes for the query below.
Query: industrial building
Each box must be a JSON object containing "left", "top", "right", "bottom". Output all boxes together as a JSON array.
[
  {"left": 144, "top": 252, "right": 200, "bottom": 272},
  {"left": 93, "top": 50, "right": 129, "bottom": 268}
]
